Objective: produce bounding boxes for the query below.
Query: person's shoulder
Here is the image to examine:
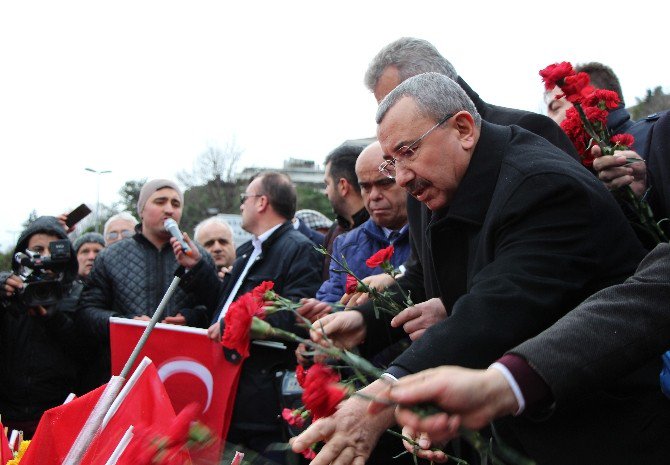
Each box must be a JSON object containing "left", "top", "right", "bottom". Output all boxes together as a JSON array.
[
  {"left": 277, "top": 226, "right": 316, "bottom": 248},
  {"left": 98, "top": 236, "right": 139, "bottom": 260}
]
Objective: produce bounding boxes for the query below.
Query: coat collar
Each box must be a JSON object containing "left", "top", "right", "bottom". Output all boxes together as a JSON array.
[
  {"left": 456, "top": 76, "right": 489, "bottom": 117},
  {"left": 431, "top": 121, "right": 511, "bottom": 227},
  {"left": 238, "top": 220, "right": 293, "bottom": 257}
]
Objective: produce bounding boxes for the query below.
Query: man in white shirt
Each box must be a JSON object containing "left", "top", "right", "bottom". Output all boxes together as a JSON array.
[{"left": 176, "top": 171, "right": 322, "bottom": 463}]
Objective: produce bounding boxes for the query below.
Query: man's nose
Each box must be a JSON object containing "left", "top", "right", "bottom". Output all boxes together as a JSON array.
[{"left": 394, "top": 166, "right": 413, "bottom": 188}]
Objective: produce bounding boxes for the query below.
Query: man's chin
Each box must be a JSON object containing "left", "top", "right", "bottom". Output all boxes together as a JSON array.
[{"left": 423, "top": 195, "right": 447, "bottom": 211}]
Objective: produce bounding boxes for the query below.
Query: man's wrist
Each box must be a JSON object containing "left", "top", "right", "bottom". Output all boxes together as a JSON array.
[{"left": 484, "top": 366, "right": 521, "bottom": 419}]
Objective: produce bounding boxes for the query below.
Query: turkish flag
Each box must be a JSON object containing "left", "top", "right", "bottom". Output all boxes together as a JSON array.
[
  {"left": 1, "top": 421, "right": 14, "bottom": 464},
  {"left": 110, "top": 318, "right": 243, "bottom": 461},
  {"left": 79, "top": 358, "right": 177, "bottom": 465},
  {"left": 19, "top": 384, "right": 109, "bottom": 465}
]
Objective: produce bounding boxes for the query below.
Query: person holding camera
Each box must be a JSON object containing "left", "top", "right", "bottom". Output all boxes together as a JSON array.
[{"left": 0, "top": 216, "right": 85, "bottom": 438}]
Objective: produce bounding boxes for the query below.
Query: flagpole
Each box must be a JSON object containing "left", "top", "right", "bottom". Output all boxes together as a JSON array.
[
  {"left": 120, "top": 267, "right": 185, "bottom": 379},
  {"left": 63, "top": 266, "right": 186, "bottom": 465}
]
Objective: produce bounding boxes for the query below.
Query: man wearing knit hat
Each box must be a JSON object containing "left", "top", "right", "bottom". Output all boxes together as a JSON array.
[
  {"left": 73, "top": 232, "right": 105, "bottom": 279},
  {"left": 76, "top": 179, "right": 215, "bottom": 388}
]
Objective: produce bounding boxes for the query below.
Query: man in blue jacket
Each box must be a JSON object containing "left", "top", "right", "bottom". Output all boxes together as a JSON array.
[{"left": 298, "top": 142, "right": 410, "bottom": 322}]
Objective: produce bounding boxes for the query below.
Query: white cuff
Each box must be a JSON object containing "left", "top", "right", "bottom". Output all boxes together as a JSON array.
[{"left": 489, "top": 362, "right": 525, "bottom": 415}]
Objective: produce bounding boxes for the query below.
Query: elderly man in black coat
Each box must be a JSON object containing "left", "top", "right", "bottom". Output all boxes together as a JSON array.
[{"left": 291, "top": 73, "right": 655, "bottom": 465}]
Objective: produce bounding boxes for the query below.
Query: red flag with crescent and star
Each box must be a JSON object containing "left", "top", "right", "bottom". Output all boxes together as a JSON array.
[{"left": 110, "top": 317, "right": 243, "bottom": 461}]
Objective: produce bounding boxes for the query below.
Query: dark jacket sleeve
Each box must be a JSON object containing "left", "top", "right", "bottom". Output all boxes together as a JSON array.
[
  {"left": 390, "top": 172, "right": 644, "bottom": 374},
  {"left": 514, "top": 113, "right": 579, "bottom": 161},
  {"left": 509, "top": 243, "right": 670, "bottom": 406},
  {"left": 265, "top": 238, "right": 323, "bottom": 334},
  {"left": 178, "top": 248, "right": 225, "bottom": 326},
  {"left": 76, "top": 254, "right": 124, "bottom": 345}
]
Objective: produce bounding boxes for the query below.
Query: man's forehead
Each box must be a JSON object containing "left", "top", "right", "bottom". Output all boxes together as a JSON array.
[
  {"left": 377, "top": 97, "right": 423, "bottom": 147},
  {"left": 202, "top": 223, "right": 232, "bottom": 237},
  {"left": 356, "top": 168, "right": 386, "bottom": 182},
  {"left": 148, "top": 187, "right": 180, "bottom": 201}
]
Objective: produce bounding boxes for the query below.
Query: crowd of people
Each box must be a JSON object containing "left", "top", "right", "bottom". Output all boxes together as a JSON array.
[{"left": 1, "top": 37, "right": 670, "bottom": 465}]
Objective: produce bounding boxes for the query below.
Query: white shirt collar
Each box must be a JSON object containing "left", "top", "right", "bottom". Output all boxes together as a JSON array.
[{"left": 252, "top": 223, "right": 283, "bottom": 252}]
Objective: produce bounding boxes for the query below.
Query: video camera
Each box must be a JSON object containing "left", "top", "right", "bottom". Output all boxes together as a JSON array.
[{"left": 13, "top": 239, "right": 73, "bottom": 307}]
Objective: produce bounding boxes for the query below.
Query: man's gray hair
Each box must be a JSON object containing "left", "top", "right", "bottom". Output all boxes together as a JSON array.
[
  {"left": 376, "top": 72, "right": 482, "bottom": 127},
  {"left": 193, "top": 216, "right": 234, "bottom": 245},
  {"left": 103, "top": 211, "right": 139, "bottom": 237},
  {"left": 364, "top": 37, "right": 458, "bottom": 92}
]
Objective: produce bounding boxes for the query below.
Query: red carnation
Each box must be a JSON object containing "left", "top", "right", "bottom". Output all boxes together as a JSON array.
[
  {"left": 611, "top": 133, "right": 635, "bottom": 149},
  {"left": 301, "top": 448, "right": 317, "bottom": 460},
  {"left": 365, "top": 245, "right": 394, "bottom": 268},
  {"left": 221, "top": 293, "right": 257, "bottom": 359},
  {"left": 583, "top": 89, "right": 620, "bottom": 110},
  {"left": 539, "top": 62, "right": 575, "bottom": 90},
  {"left": 281, "top": 408, "right": 306, "bottom": 428},
  {"left": 301, "top": 363, "right": 347, "bottom": 420},
  {"left": 583, "top": 105, "right": 609, "bottom": 127},
  {"left": 561, "top": 73, "right": 593, "bottom": 103},
  {"left": 252, "top": 281, "right": 275, "bottom": 305},
  {"left": 296, "top": 364, "right": 307, "bottom": 387},
  {"left": 345, "top": 274, "right": 359, "bottom": 294},
  {"left": 561, "top": 107, "right": 590, "bottom": 159},
  {"left": 166, "top": 403, "right": 201, "bottom": 445}
]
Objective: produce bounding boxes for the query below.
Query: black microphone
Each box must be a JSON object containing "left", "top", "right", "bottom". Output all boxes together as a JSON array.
[{"left": 164, "top": 218, "right": 193, "bottom": 256}]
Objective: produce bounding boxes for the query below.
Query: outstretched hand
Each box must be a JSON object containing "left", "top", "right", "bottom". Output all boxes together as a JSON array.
[
  {"left": 390, "top": 297, "right": 447, "bottom": 340},
  {"left": 370, "top": 366, "right": 519, "bottom": 444}
]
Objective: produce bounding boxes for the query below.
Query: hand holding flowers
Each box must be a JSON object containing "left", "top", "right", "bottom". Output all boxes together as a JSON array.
[{"left": 540, "top": 61, "right": 667, "bottom": 244}]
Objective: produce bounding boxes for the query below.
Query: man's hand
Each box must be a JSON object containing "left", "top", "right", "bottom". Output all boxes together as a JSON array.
[
  {"left": 163, "top": 312, "right": 186, "bottom": 325},
  {"left": 291, "top": 379, "right": 395, "bottom": 465},
  {"left": 592, "top": 146, "right": 647, "bottom": 197},
  {"left": 390, "top": 298, "right": 447, "bottom": 340},
  {"left": 399, "top": 425, "right": 449, "bottom": 463},
  {"left": 28, "top": 305, "right": 48, "bottom": 317},
  {"left": 370, "top": 366, "right": 518, "bottom": 444},
  {"left": 217, "top": 265, "right": 232, "bottom": 281},
  {"left": 133, "top": 315, "right": 151, "bottom": 321},
  {"left": 298, "top": 298, "right": 333, "bottom": 323},
  {"left": 170, "top": 233, "right": 202, "bottom": 269},
  {"left": 207, "top": 321, "right": 221, "bottom": 341},
  {"left": 3, "top": 274, "right": 23, "bottom": 297},
  {"left": 310, "top": 311, "right": 367, "bottom": 350},
  {"left": 57, "top": 213, "right": 76, "bottom": 233},
  {"left": 340, "top": 273, "right": 396, "bottom": 308}
]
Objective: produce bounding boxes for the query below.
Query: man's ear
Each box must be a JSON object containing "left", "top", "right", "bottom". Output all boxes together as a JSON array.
[
  {"left": 257, "top": 195, "right": 269, "bottom": 213},
  {"left": 452, "top": 111, "right": 477, "bottom": 150},
  {"left": 337, "top": 178, "right": 350, "bottom": 197}
]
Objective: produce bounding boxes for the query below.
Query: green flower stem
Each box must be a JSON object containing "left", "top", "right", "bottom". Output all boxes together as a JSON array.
[
  {"left": 250, "top": 317, "right": 383, "bottom": 381},
  {"left": 384, "top": 429, "right": 469, "bottom": 465},
  {"left": 316, "top": 246, "right": 407, "bottom": 317},
  {"left": 571, "top": 101, "right": 667, "bottom": 244}
]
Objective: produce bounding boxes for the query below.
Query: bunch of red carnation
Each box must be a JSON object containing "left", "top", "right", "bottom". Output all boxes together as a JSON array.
[{"left": 540, "top": 62, "right": 634, "bottom": 167}]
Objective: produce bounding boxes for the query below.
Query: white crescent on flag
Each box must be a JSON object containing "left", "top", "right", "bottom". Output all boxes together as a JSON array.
[{"left": 157, "top": 360, "right": 214, "bottom": 412}]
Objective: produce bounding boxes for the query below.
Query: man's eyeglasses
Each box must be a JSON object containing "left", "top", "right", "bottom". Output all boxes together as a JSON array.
[
  {"left": 379, "top": 113, "right": 454, "bottom": 179},
  {"left": 240, "top": 193, "right": 263, "bottom": 204},
  {"left": 106, "top": 229, "right": 134, "bottom": 241}
]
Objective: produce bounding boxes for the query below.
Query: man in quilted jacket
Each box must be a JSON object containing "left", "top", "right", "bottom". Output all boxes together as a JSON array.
[{"left": 76, "top": 179, "right": 214, "bottom": 387}]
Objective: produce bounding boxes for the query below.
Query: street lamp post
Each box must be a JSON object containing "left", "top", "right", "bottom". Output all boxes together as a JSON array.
[{"left": 85, "top": 167, "right": 112, "bottom": 232}]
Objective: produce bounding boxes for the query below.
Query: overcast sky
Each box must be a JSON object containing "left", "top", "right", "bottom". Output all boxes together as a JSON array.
[{"left": 1, "top": 0, "right": 668, "bottom": 250}]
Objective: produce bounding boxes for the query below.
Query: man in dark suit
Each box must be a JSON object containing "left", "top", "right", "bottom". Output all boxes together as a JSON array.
[
  {"left": 342, "top": 36, "right": 580, "bottom": 334},
  {"left": 175, "top": 172, "right": 322, "bottom": 463},
  {"left": 292, "top": 73, "right": 651, "bottom": 464},
  {"left": 375, "top": 242, "right": 670, "bottom": 464}
]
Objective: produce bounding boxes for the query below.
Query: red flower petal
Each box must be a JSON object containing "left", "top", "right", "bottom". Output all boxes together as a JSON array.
[{"left": 365, "top": 245, "right": 394, "bottom": 268}]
